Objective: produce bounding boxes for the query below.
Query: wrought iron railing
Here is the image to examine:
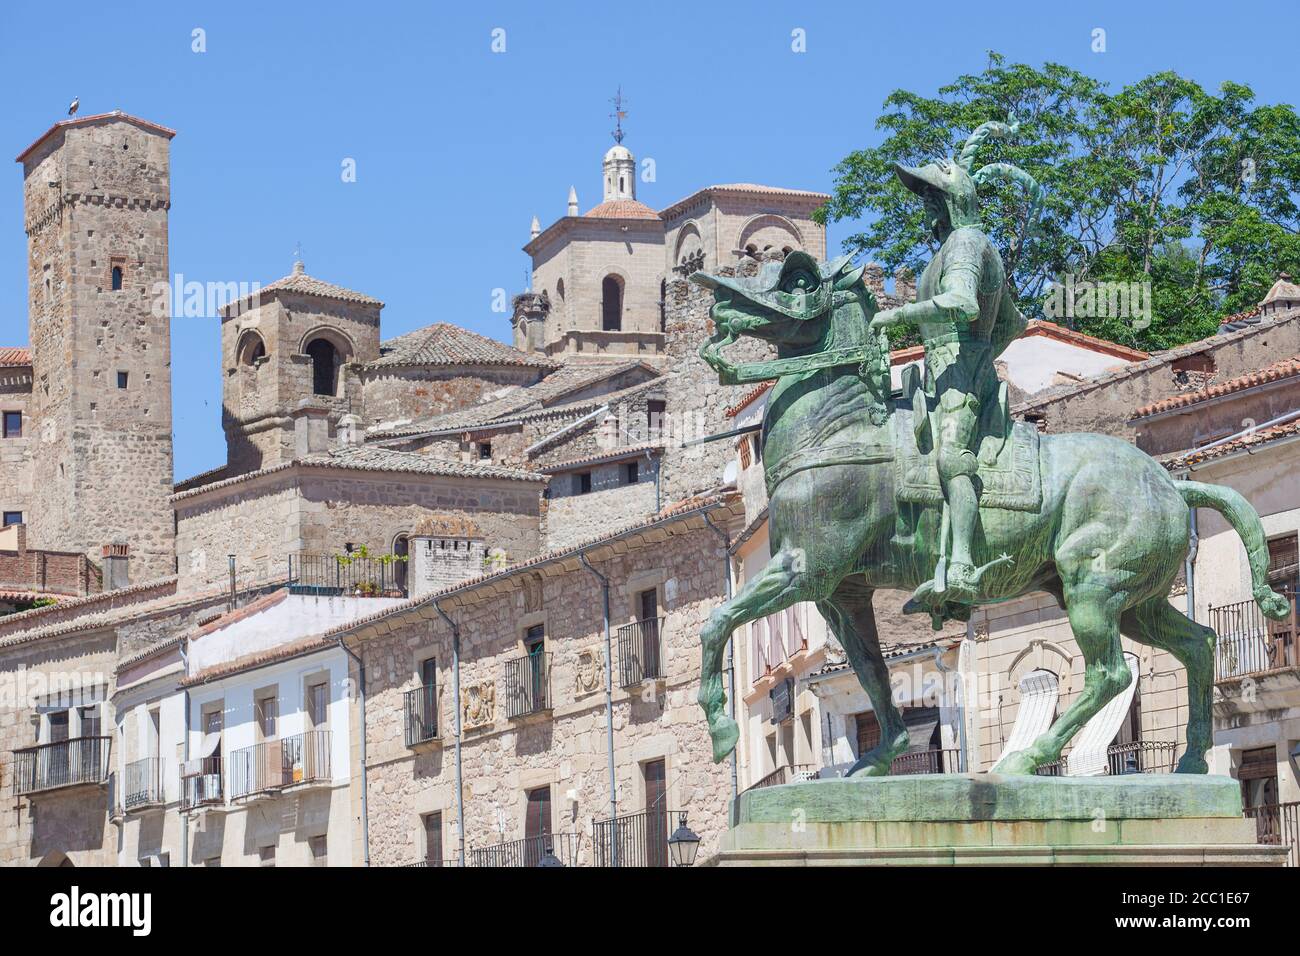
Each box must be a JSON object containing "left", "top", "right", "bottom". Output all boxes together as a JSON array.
[
  {"left": 1211, "top": 588, "right": 1297, "bottom": 681},
  {"left": 287, "top": 551, "right": 408, "bottom": 598},
  {"left": 404, "top": 684, "right": 439, "bottom": 746},
  {"left": 181, "top": 756, "right": 223, "bottom": 810},
  {"left": 504, "top": 652, "right": 551, "bottom": 718},
  {"left": 404, "top": 858, "right": 462, "bottom": 868},
  {"left": 592, "top": 807, "right": 679, "bottom": 867},
  {"left": 1245, "top": 800, "right": 1300, "bottom": 868},
  {"left": 617, "top": 617, "right": 665, "bottom": 687},
  {"left": 470, "top": 831, "right": 580, "bottom": 867},
  {"left": 13, "top": 736, "right": 112, "bottom": 795},
  {"left": 743, "top": 763, "right": 817, "bottom": 793},
  {"left": 229, "top": 731, "right": 331, "bottom": 799},
  {"left": 888, "top": 748, "right": 962, "bottom": 775},
  {"left": 124, "top": 757, "right": 162, "bottom": 809},
  {"left": 1035, "top": 739, "right": 1178, "bottom": 777}
]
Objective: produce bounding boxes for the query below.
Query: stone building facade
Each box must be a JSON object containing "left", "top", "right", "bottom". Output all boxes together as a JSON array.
[{"left": 0, "top": 348, "right": 33, "bottom": 530}]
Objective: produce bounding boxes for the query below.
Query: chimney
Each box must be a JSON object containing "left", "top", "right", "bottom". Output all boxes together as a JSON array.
[
  {"left": 101, "top": 542, "right": 130, "bottom": 590},
  {"left": 337, "top": 413, "right": 363, "bottom": 448}
]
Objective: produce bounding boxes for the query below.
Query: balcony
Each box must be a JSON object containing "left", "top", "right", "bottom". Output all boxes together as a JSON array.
[
  {"left": 181, "top": 756, "right": 223, "bottom": 811},
  {"left": 229, "top": 731, "right": 331, "bottom": 799},
  {"left": 617, "top": 617, "right": 664, "bottom": 688},
  {"left": 404, "top": 684, "right": 439, "bottom": 747},
  {"left": 123, "top": 757, "right": 163, "bottom": 811},
  {"left": 744, "top": 763, "right": 818, "bottom": 793},
  {"left": 287, "top": 551, "right": 407, "bottom": 599},
  {"left": 1245, "top": 800, "right": 1300, "bottom": 868},
  {"left": 1211, "top": 588, "right": 1297, "bottom": 682},
  {"left": 592, "top": 807, "right": 681, "bottom": 867},
  {"left": 470, "top": 831, "right": 580, "bottom": 867},
  {"left": 887, "top": 748, "right": 962, "bottom": 776},
  {"left": 1035, "top": 740, "right": 1178, "bottom": 777},
  {"left": 14, "top": 736, "right": 112, "bottom": 795},
  {"left": 504, "top": 652, "right": 551, "bottom": 718}
]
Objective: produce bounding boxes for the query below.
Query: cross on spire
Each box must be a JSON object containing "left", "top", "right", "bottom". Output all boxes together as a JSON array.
[{"left": 609, "top": 87, "right": 628, "bottom": 145}]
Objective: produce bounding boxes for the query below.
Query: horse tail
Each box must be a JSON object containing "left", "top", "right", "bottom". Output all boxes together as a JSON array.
[{"left": 1175, "top": 479, "right": 1290, "bottom": 620}]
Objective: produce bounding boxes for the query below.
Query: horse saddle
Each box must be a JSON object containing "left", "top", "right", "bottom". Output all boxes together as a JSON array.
[{"left": 893, "top": 367, "right": 1042, "bottom": 513}]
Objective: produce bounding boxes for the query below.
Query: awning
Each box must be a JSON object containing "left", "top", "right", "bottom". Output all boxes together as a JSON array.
[
  {"left": 997, "top": 670, "right": 1059, "bottom": 762},
  {"left": 198, "top": 732, "right": 221, "bottom": 759},
  {"left": 1065, "top": 653, "right": 1139, "bottom": 776}
]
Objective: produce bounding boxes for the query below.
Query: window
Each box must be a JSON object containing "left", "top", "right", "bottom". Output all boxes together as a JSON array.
[
  {"left": 624, "top": 461, "right": 638, "bottom": 485},
  {"left": 575, "top": 472, "right": 592, "bottom": 495},
  {"left": 643, "top": 759, "right": 669, "bottom": 867},
  {"left": 116, "top": 371, "right": 129, "bottom": 389},
  {"left": 601, "top": 275, "right": 623, "bottom": 331},
  {"left": 393, "top": 534, "right": 409, "bottom": 592},
  {"left": 307, "top": 681, "right": 328, "bottom": 731},
  {"left": 309, "top": 835, "right": 327, "bottom": 867},
  {"left": 255, "top": 692, "right": 278, "bottom": 741},
  {"left": 258, "top": 845, "right": 276, "bottom": 867},
  {"left": 237, "top": 331, "right": 267, "bottom": 366},
  {"left": 111, "top": 266, "right": 123, "bottom": 291},
  {"left": 647, "top": 400, "right": 666, "bottom": 439},
  {"left": 3, "top": 512, "right": 22, "bottom": 527},
  {"left": 423, "top": 811, "right": 443, "bottom": 866},
  {"left": 3, "top": 411, "right": 20, "bottom": 438},
  {"left": 305, "top": 338, "right": 339, "bottom": 396},
  {"left": 478, "top": 442, "right": 492, "bottom": 460}
]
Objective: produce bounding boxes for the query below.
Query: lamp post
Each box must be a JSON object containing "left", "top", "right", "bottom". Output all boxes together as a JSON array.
[
  {"left": 537, "top": 842, "right": 565, "bottom": 868},
  {"left": 667, "top": 813, "right": 701, "bottom": 867}
]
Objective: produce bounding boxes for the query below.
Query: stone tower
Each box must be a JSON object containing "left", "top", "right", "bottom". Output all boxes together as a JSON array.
[
  {"left": 602, "top": 144, "right": 637, "bottom": 202},
  {"left": 17, "top": 111, "right": 177, "bottom": 581}
]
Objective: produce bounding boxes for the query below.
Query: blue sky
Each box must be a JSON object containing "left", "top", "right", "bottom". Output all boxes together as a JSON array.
[{"left": 2, "top": 0, "right": 1296, "bottom": 479}]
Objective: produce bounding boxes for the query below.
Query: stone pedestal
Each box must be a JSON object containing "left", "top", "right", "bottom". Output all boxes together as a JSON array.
[{"left": 717, "top": 774, "right": 1285, "bottom": 866}]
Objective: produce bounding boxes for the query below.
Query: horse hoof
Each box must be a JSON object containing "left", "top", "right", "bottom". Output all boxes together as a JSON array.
[
  {"left": 710, "top": 716, "right": 739, "bottom": 764},
  {"left": 991, "top": 750, "right": 1039, "bottom": 775},
  {"left": 1175, "top": 754, "right": 1208, "bottom": 774},
  {"left": 844, "top": 756, "right": 890, "bottom": 778}
]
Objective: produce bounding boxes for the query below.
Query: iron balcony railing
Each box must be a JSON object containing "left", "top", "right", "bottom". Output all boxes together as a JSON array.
[
  {"left": 1210, "top": 587, "right": 1297, "bottom": 681},
  {"left": 592, "top": 807, "right": 679, "bottom": 867},
  {"left": 404, "top": 858, "right": 461, "bottom": 868},
  {"left": 504, "top": 652, "right": 551, "bottom": 718},
  {"left": 181, "top": 756, "right": 223, "bottom": 810},
  {"left": 1245, "top": 800, "right": 1300, "bottom": 868},
  {"left": 1035, "top": 739, "right": 1179, "bottom": 777},
  {"left": 229, "top": 731, "right": 330, "bottom": 799},
  {"left": 888, "top": 748, "right": 962, "bottom": 776},
  {"left": 124, "top": 757, "right": 162, "bottom": 809},
  {"left": 404, "top": 684, "right": 439, "bottom": 747},
  {"left": 287, "top": 551, "right": 408, "bottom": 598},
  {"left": 14, "top": 736, "right": 112, "bottom": 795},
  {"left": 470, "top": 831, "right": 580, "bottom": 867},
  {"left": 617, "top": 617, "right": 665, "bottom": 687},
  {"left": 743, "top": 763, "right": 818, "bottom": 793}
]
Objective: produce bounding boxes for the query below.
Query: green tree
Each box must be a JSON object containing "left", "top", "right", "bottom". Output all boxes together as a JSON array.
[{"left": 816, "top": 54, "right": 1300, "bottom": 351}]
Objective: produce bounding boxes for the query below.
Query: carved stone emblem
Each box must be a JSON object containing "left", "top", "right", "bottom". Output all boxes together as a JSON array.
[
  {"left": 463, "top": 680, "right": 496, "bottom": 729},
  {"left": 574, "top": 647, "right": 603, "bottom": 695}
]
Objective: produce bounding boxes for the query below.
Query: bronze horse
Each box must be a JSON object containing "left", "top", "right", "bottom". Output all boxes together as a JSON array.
[{"left": 692, "top": 253, "right": 1287, "bottom": 776}]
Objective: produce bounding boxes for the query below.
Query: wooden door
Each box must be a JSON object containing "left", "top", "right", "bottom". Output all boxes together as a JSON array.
[{"left": 644, "top": 758, "right": 668, "bottom": 867}]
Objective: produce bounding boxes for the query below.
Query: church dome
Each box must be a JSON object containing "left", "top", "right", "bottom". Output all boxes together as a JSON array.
[
  {"left": 604, "top": 144, "right": 634, "bottom": 163},
  {"left": 584, "top": 198, "right": 659, "bottom": 220}
]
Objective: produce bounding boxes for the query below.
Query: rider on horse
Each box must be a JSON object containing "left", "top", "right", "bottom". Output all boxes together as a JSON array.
[{"left": 869, "top": 121, "right": 1041, "bottom": 610}]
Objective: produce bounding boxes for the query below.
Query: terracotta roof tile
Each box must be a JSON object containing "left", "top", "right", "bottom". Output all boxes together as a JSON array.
[
  {"left": 584, "top": 199, "right": 660, "bottom": 220},
  {"left": 15, "top": 111, "right": 176, "bottom": 163},
  {"left": 0, "top": 347, "right": 31, "bottom": 366},
  {"left": 1134, "top": 355, "right": 1300, "bottom": 419},
  {"left": 222, "top": 264, "right": 383, "bottom": 313},
  {"left": 365, "top": 322, "right": 555, "bottom": 370},
  {"left": 1167, "top": 418, "right": 1300, "bottom": 470},
  {"left": 537, "top": 442, "right": 663, "bottom": 474}
]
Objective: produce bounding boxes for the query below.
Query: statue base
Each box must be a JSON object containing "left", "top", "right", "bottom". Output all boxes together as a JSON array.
[{"left": 717, "top": 773, "right": 1284, "bottom": 866}]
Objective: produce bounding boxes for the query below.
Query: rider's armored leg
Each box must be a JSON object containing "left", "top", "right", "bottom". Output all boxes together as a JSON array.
[{"left": 935, "top": 391, "right": 981, "bottom": 600}]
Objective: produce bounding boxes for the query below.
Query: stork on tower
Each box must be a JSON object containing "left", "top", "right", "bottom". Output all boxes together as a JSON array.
[
  {"left": 609, "top": 87, "right": 627, "bottom": 144},
  {"left": 67, "top": 96, "right": 80, "bottom": 117}
]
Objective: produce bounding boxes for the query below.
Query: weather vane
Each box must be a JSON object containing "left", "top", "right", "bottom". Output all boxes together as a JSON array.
[{"left": 610, "top": 87, "right": 628, "bottom": 145}]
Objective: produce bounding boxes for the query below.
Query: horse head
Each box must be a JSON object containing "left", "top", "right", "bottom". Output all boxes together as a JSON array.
[{"left": 690, "top": 252, "right": 885, "bottom": 386}]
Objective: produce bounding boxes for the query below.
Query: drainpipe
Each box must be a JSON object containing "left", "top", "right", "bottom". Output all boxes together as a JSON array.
[
  {"left": 578, "top": 551, "right": 618, "bottom": 865},
  {"left": 180, "top": 637, "right": 191, "bottom": 867},
  {"left": 702, "top": 512, "right": 737, "bottom": 804},
  {"left": 432, "top": 600, "right": 466, "bottom": 868},
  {"left": 337, "top": 639, "right": 371, "bottom": 866}
]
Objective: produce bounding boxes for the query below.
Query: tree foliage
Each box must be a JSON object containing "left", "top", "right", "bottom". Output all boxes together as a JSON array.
[{"left": 815, "top": 53, "right": 1300, "bottom": 350}]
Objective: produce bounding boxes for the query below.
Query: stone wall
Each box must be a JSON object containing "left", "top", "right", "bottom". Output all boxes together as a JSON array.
[
  {"left": 354, "top": 516, "right": 734, "bottom": 867},
  {"left": 359, "top": 364, "right": 542, "bottom": 429},
  {"left": 0, "top": 362, "right": 33, "bottom": 524},
  {"left": 544, "top": 458, "right": 661, "bottom": 550},
  {"left": 174, "top": 467, "right": 543, "bottom": 591}
]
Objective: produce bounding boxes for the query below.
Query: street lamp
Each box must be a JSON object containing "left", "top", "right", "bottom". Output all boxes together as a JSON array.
[
  {"left": 537, "top": 842, "right": 565, "bottom": 867},
  {"left": 667, "top": 813, "right": 700, "bottom": 867}
]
